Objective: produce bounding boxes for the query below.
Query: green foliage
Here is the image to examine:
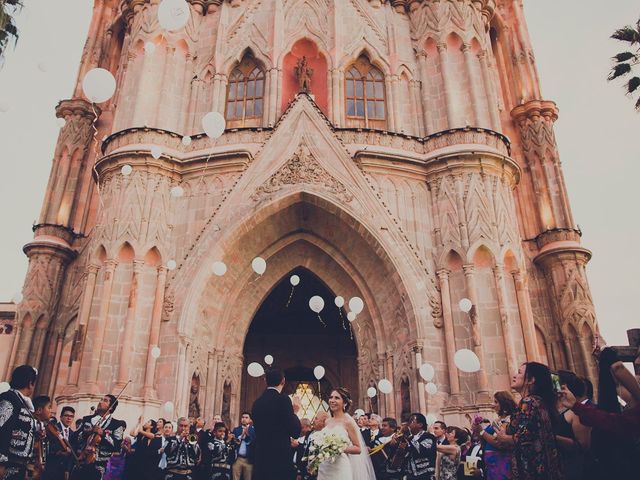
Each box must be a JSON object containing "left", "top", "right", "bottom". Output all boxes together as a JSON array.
[
  {"left": 0, "top": 0, "right": 24, "bottom": 67},
  {"left": 609, "top": 19, "right": 640, "bottom": 111}
]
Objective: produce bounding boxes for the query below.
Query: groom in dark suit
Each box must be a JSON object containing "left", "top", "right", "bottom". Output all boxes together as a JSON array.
[{"left": 251, "top": 368, "right": 301, "bottom": 480}]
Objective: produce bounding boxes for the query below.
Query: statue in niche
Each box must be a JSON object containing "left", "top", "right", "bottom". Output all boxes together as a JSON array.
[
  {"left": 294, "top": 56, "right": 313, "bottom": 92},
  {"left": 189, "top": 373, "right": 201, "bottom": 418}
]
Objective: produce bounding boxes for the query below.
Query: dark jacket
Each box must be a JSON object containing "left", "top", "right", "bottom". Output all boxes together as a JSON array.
[
  {"left": 74, "top": 414, "right": 126, "bottom": 466},
  {"left": 251, "top": 388, "right": 301, "bottom": 480},
  {"left": 0, "top": 389, "right": 38, "bottom": 464}
]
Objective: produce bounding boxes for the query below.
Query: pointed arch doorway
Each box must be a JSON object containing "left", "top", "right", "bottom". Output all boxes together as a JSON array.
[{"left": 240, "top": 267, "right": 358, "bottom": 419}]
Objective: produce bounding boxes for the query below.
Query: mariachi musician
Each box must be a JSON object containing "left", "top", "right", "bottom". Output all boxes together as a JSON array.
[
  {"left": 164, "top": 417, "right": 201, "bottom": 480},
  {"left": 0, "top": 365, "right": 40, "bottom": 480},
  {"left": 402, "top": 413, "right": 437, "bottom": 480},
  {"left": 43, "top": 406, "right": 77, "bottom": 480},
  {"left": 71, "top": 395, "right": 126, "bottom": 480},
  {"left": 369, "top": 417, "right": 405, "bottom": 480}
]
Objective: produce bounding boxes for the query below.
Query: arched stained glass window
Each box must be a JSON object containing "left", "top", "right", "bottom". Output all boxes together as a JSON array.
[
  {"left": 226, "top": 56, "right": 265, "bottom": 126},
  {"left": 345, "top": 56, "right": 386, "bottom": 128}
]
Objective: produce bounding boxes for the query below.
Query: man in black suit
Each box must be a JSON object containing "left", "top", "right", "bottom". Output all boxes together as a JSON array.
[
  {"left": 43, "top": 406, "right": 76, "bottom": 480},
  {"left": 251, "top": 368, "right": 301, "bottom": 480}
]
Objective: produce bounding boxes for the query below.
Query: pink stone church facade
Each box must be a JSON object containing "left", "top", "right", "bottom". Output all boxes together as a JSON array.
[{"left": 3, "top": 0, "right": 599, "bottom": 427}]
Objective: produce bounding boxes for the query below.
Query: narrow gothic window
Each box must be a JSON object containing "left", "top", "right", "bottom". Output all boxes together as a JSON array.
[
  {"left": 226, "top": 56, "right": 265, "bottom": 127},
  {"left": 345, "top": 56, "right": 386, "bottom": 128}
]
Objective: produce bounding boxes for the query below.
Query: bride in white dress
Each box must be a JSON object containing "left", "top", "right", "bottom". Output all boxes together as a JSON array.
[{"left": 317, "top": 388, "right": 376, "bottom": 480}]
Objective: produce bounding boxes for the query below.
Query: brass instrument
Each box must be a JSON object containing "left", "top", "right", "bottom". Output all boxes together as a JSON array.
[{"left": 188, "top": 433, "right": 198, "bottom": 445}]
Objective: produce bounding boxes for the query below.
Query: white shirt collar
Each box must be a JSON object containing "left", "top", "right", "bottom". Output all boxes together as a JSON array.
[{"left": 13, "top": 389, "right": 34, "bottom": 412}]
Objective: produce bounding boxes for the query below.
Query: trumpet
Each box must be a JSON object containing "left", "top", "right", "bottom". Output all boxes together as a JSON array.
[{"left": 188, "top": 434, "right": 198, "bottom": 445}]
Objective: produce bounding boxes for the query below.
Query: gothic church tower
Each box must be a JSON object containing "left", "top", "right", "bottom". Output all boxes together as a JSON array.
[{"left": 7, "top": 0, "right": 598, "bottom": 425}]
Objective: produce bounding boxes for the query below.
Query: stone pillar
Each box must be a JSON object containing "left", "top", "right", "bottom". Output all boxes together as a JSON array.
[
  {"left": 412, "top": 344, "right": 427, "bottom": 414},
  {"left": 269, "top": 68, "right": 279, "bottom": 125},
  {"left": 115, "top": 260, "right": 144, "bottom": 388},
  {"left": 478, "top": 52, "right": 501, "bottom": 131},
  {"left": 493, "top": 264, "right": 518, "bottom": 376},
  {"left": 385, "top": 353, "right": 396, "bottom": 417},
  {"left": 83, "top": 259, "right": 117, "bottom": 393},
  {"left": 416, "top": 53, "right": 433, "bottom": 135},
  {"left": 437, "top": 43, "right": 457, "bottom": 129},
  {"left": 48, "top": 331, "right": 65, "bottom": 398},
  {"left": 436, "top": 269, "right": 460, "bottom": 398},
  {"left": 512, "top": 271, "right": 540, "bottom": 361},
  {"left": 462, "top": 265, "right": 490, "bottom": 400},
  {"left": 66, "top": 264, "right": 99, "bottom": 390},
  {"left": 142, "top": 266, "right": 168, "bottom": 398},
  {"left": 462, "top": 44, "right": 484, "bottom": 127}
]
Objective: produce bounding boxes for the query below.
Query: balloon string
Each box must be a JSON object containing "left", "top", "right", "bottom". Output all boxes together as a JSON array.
[
  {"left": 317, "top": 314, "right": 326, "bottom": 328},
  {"left": 286, "top": 286, "right": 295, "bottom": 308},
  {"left": 89, "top": 102, "right": 105, "bottom": 210},
  {"left": 339, "top": 308, "right": 346, "bottom": 330},
  {"left": 198, "top": 152, "right": 212, "bottom": 187}
]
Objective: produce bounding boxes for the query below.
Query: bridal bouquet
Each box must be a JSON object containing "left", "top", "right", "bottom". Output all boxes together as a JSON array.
[{"left": 304, "top": 432, "right": 348, "bottom": 475}]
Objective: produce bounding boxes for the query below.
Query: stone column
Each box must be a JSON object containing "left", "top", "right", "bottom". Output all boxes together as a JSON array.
[
  {"left": 115, "top": 260, "right": 144, "bottom": 388},
  {"left": 142, "top": 266, "right": 168, "bottom": 398},
  {"left": 83, "top": 259, "right": 117, "bottom": 393},
  {"left": 462, "top": 264, "right": 490, "bottom": 400},
  {"left": 269, "top": 68, "right": 279, "bottom": 125},
  {"left": 416, "top": 53, "right": 433, "bottom": 134},
  {"left": 390, "top": 75, "right": 400, "bottom": 132},
  {"left": 478, "top": 52, "right": 501, "bottom": 131},
  {"left": 385, "top": 353, "right": 396, "bottom": 417},
  {"left": 512, "top": 271, "right": 539, "bottom": 361},
  {"left": 462, "top": 44, "right": 484, "bottom": 127},
  {"left": 437, "top": 43, "right": 457, "bottom": 129},
  {"left": 412, "top": 344, "right": 427, "bottom": 413},
  {"left": 436, "top": 269, "right": 460, "bottom": 398},
  {"left": 493, "top": 264, "right": 518, "bottom": 376},
  {"left": 66, "top": 264, "right": 99, "bottom": 390},
  {"left": 48, "top": 331, "right": 65, "bottom": 398}
]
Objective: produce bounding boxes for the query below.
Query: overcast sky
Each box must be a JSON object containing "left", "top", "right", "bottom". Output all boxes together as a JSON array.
[{"left": 0, "top": 1, "right": 638, "bottom": 347}]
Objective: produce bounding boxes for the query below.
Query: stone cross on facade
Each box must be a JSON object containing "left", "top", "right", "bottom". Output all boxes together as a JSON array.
[{"left": 611, "top": 329, "right": 640, "bottom": 375}]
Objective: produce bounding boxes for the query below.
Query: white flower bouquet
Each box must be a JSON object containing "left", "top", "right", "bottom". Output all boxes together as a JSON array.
[{"left": 304, "top": 432, "right": 348, "bottom": 475}]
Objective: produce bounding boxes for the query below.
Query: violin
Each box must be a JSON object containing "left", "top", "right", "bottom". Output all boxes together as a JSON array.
[{"left": 46, "top": 422, "right": 78, "bottom": 463}]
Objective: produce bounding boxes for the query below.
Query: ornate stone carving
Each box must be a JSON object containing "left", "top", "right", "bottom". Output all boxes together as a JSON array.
[
  {"left": 251, "top": 144, "right": 354, "bottom": 203},
  {"left": 511, "top": 100, "right": 559, "bottom": 167}
]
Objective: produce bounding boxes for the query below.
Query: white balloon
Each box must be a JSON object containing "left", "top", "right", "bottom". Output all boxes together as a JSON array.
[
  {"left": 459, "top": 298, "right": 473, "bottom": 313},
  {"left": 151, "top": 145, "right": 162, "bottom": 159},
  {"left": 181, "top": 135, "right": 192, "bottom": 146},
  {"left": 82, "top": 68, "right": 116, "bottom": 103},
  {"left": 56, "top": 117, "right": 66, "bottom": 128},
  {"left": 158, "top": 0, "right": 190, "bottom": 31},
  {"left": 0, "top": 382, "right": 10, "bottom": 394},
  {"left": 163, "top": 401, "right": 174, "bottom": 413},
  {"left": 366, "top": 387, "right": 377, "bottom": 398},
  {"left": 121, "top": 164, "right": 133, "bottom": 176},
  {"left": 247, "top": 362, "right": 265, "bottom": 378},
  {"left": 11, "top": 292, "right": 23, "bottom": 304},
  {"left": 144, "top": 41, "right": 156, "bottom": 55},
  {"left": 201, "top": 111, "right": 226, "bottom": 139},
  {"left": 166, "top": 260, "right": 177, "bottom": 270},
  {"left": 151, "top": 346, "right": 161, "bottom": 359},
  {"left": 309, "top": 296, "right": 325, "bottom": 314},
  {"left": 37, "top": 61, "right": 48, "bottom": 72},
  {"left": 290, "top": 275, "right": 300, "bottom": 286},
  {"left": 425, "top": 382, "right": 438, "bottom": 395},
  {"left": 313, "top": 365, "right": 325, "bottom": 380},
  {"left": 334, "top": 296, "right": 345, "bottom": 308},
  {"left": 426, "top": 413, "right": 437, "bottom": 425},
  {"left": 354, "top": 408, "right": 365, "bottom": 417},
  {"left": 0, "top": 100, "right": 9, "bottom": 112},
  {"left": 211, "top": 261, "right": 227, "bottom": 276},
  {"left": 349, "top": 297, "right": 364, "bottom": 314},
  {"left": 378, "top": 379, "right": 393, "bottom": 394},
  {"left": 264, "top": 355, "right": 274, "bottom": 366},
  {"left": 170, "top": 186, "right": 184, "bottom": 198},
  {"left": 454, "top": 349, "right": 481, "bottom": 373},
  {"left": 347, "top": 311, "right": 356, "bottom": 322},
  {"left": 419, "top": 363, "right": 435, "bottom": 382},
  {"left": 251, "top": 257, "right": 266, "bottom": 275}
]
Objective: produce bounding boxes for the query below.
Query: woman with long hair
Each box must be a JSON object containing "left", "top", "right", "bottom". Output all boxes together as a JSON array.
[
  {"left": 477, "top": 391, "right": 517, "bottom": 479},
  {"left": 495, "top": 362, "right": 563, "bottom": 480}
]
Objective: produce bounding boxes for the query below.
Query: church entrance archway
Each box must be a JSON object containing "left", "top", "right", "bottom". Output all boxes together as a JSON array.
[{"left": 241, "top": 267, "right": 358, "bottom": 418}]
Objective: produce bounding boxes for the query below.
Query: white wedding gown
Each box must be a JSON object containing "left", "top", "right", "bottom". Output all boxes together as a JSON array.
[{"left": 317, "top": 417, "right": 376, "bottom": 480}]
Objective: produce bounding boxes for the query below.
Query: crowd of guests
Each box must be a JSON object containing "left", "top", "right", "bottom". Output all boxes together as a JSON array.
[{"left": 1, "top": 342, "right": 638, "bottom": 480}]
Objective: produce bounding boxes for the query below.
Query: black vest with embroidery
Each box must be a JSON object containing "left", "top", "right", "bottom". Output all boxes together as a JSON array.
[
  {"left": 75, "top": 414, "right": 126, "bottom": 465},
  {"left": 0, "top": 390, "right": 37, "bottom": 463}
]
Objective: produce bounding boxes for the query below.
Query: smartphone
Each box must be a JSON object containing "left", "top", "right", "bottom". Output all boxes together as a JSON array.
[{"left": 551, "top": 372, "right": 562, "bottom": 394}]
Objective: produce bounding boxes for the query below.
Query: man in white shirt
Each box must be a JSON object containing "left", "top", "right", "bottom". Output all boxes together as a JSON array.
[{"left": 158, "top": 421, "right": 175, "bottom": 473}]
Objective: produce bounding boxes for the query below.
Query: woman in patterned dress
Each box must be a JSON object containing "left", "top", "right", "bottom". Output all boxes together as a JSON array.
[
  {"left": 436, "top": 426, "right": 468, "bottom": 480},
  {"left": 496, "top": 362, "right": 563, "bottom": 480}
]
